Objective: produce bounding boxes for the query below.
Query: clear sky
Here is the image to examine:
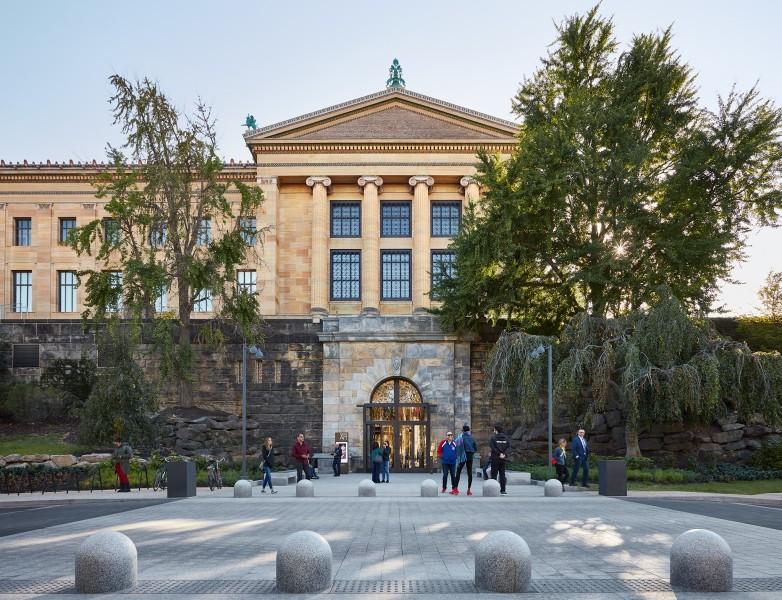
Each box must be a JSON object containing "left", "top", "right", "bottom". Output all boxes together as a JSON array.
[{"left": 1, "top": 1, "right": 779, "bottom": 315}]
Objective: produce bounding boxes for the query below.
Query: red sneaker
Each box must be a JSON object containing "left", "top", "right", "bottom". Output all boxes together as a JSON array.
[
  {"left": 450, "top": 489, "right": 459, "bottom": 495},
  {"left": 467, "top": 489, "right": 473, "bottom": 496},
  {"left": 441, "top": 488, "right": 447, "bottom": 494}
]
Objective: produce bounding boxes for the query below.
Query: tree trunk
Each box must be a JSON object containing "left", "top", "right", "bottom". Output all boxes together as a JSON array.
[
  {"left": 625, "top": 427, "right": 642, "bottom": 458},
  {"left": 177, "top": 288, "right": 194, "bottom": 408}
]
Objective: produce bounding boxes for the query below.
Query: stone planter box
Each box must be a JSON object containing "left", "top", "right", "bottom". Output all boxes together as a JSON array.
[
  {"left": 166, "top": 461, "right": 196, "bottom": 498},
  {"left": 270, "top": 470, "right": 297, "bottom": 486},
  {"left": 598, "top": 460, "right": 627, "bottom": 496}
]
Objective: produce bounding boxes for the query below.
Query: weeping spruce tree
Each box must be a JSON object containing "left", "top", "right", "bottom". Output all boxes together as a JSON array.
[
  {"left": 70, "top": 76, "right": 265, "bottom": 406},
  {"left": 434, "top": 8, "right": 782, "bottom": 455}
]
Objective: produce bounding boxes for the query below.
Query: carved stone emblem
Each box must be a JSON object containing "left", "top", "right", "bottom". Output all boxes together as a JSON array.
[{"left": 392, "top": 357, "right": 401, "bottom": 376}]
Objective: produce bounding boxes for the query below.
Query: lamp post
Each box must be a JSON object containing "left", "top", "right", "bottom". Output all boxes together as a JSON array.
[
  {"left": 241, "top": 342, "right": 264, "bottom": 480},
  {"left": 531, "top": 344, "right": 554, "bottom": 473}
]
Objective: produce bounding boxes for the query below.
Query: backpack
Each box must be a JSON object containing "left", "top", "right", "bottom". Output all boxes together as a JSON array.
[{"left": 463, "top": 434, "right": 477, "bottom": 453}]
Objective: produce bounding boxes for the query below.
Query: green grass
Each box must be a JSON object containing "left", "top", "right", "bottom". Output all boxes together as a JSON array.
[
  {"left": 0, "top": 433, "right": 89, "bottom": 457},
  {"left": 628, "top": 479, "right": 782, "bottom": 495}
]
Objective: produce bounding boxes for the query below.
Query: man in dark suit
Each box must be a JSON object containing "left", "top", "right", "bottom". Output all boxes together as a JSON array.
[{"left": 569, "top": 428, "right": 590, "bottom": 488}]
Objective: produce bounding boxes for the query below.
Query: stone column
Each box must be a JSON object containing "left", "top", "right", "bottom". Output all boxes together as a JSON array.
[
  {"left": 357, "top": 176, "right": 383, "bottom": 316},
  {"left": 460, "top": 176, "right": 481, "bottom": 214},
  {"left": 409, "top": 176, "right": 434, "bottom": 313},
  {"left": 306, "top": 176, "right": 332, "bottom": 318}
]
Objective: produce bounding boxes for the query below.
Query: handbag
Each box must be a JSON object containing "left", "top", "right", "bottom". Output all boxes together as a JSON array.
[{"left": 550, "top": 457, "right": 558, "bottom": 465}]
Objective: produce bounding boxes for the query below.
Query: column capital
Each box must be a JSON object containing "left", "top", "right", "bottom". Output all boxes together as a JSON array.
[
  {"left": 459, "top": 176, "right": 479, "bottom": 192},
  {"left": 357, "top": 176, "right": 384, "bottom": 190},
  {"left": 306, "top": 176, "right": 332, "bottom": 190},
  {"left": 408, "top": 175, "right": 434, "bottom": 191}
]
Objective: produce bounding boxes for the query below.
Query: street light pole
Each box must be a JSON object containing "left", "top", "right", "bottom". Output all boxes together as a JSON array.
[
  {"left": 241, "top": 342, "right": 248, "bottom": 480},
  {"left": 547, "top": 344, "right": 553, "bottom": 473}
]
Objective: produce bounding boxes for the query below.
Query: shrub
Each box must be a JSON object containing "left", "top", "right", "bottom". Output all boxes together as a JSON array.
[
  {"left": 0, "top": 383, "right": 68, "bottom": 422},
  {"left": 749, "top": 439, "right": 782, "bottom": 470},
  {"left": 40, "top": 357, "right": 96, "bottom": 415},
  {"left": 697, "top": 463, "right": 782, "bottom": 482}
]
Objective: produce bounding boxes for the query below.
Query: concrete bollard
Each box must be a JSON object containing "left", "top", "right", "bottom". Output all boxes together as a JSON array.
[
  {"left": 670, "top": 529, "right": 733, "bottom": 592},
  {"left": 474, "top": 530, "right": 532, "bottom": 593},
  {"left": 420, "top": 479, "right": 438, "bottom": 497},
  {"left": 276, "top": 530, "right": 332, "bottom": 593},
  {"left": 358, "top": 479, "right": 376, "bottom": 497},
  {"left": 75, "top": 530, "right": 138, "bottom": 593},
  {"left": 483, "top": 479, "right": 501, "bottom": 497},
  {"left": 233, "top": 479, "right": 252, "bottom": 498},
  {"left": 544, "top": 478, "right": 563, "bottom": 497},
  {"left": 296, "top": 479, "right": 315, "bottom": 497}
]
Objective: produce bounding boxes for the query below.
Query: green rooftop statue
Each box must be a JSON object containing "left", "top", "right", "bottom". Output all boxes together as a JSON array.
[
  {"left": 386, "top": 58, "right": 406, "bottom": 89},
  {"left": 244, "top": 114, "right": 257, "bottom": 130}
]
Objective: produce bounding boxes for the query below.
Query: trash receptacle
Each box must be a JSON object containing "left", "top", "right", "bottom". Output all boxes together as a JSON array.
[{"left": 598, "top": 460, "right": 627, "bottom": 496}]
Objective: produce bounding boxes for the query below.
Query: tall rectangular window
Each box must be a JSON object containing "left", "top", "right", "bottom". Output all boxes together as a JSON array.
[
  {"left": 381, "top": 202, "right": 411, "bottom": 237},
  {"left": 14, "top": 218, "right": 31, "bottom": 246},
  {"left": 107, "top": 271, "right": 123, "bottom": 312},
  {"left": 431, "top": 251, "right": 456, "bottom": 300},
  {"left": 237, "top": 270, "right": 257, "bottom": 295},
  {"left": 150, "top": 222, "right": 167, "bottom": 248},
  {"left": 330, "top": 251, "right": 360, "bottom": 301},
  {"left": 59, "top": 218, "right": 76, "bottom": 244},
  {"left": 196, "top": 218, "right": 211, "bottom": 246},
  {"left": 431, "top": 202, "right": 461, "bottom": 237},
  {"left": 58, "top": 271, "right": 77, "bottom": 313},
  {"left": 381, "top": 251, "right": 411, "bottom": 301},
  {"left": 193, "top": 289, "right": 212, "bottom": 312},
  {"left": 330, "top": 202, "right": 361, "bottom": 237},
  {"left": 12, "top": 271, "right": 32, "bottom": 313},
  {"left": 239, "top": 217, "right": 257, "bottom": 246},
  {"left": 154, "top": 286, "right": 168, "bottom": 313},
  {"left": 103, "top": 218, "right": 120, "bottom": 245}
]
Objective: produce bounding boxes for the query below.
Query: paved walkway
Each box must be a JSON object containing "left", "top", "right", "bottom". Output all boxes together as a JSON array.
[{"left": 1, "top": 474, "right": 781, "bottom": 598}]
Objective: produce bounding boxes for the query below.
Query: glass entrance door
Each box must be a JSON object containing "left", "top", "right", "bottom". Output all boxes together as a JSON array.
[{"left": 363, "top": 378, "right": 430, "bottom": 472}]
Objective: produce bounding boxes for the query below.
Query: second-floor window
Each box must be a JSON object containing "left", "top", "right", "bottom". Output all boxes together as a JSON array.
[
  {"left": 13, "top": 271, "right": 32, "bottom": 313},
  {"left": 430, "top": 251, "right": 456, "bottom": 300},
  {"left": 59, "top": 218, "right": 76, "bottom": 244},
  {"left": 239, "top": 217, "right": 257, "bottom": 246},
  {"left": 381, "top": 202, "right": 411, "bottom": 237},
  {"left": 103, "top": 218, "right": 120, "bottom": 245},
  {"left": 331, "top": 202, "right": 361, "bottom": 237},
  {"left": 150, "top": 223, "right": 167, "bottom": 248},
  {"left": 14, "top": 218, "right": 31, "bottom": 246},
  {"left": 58, "top": 271, "right": 77, "bottom": 313},
  {"left": 331, "top": 251, "right": 360, "bottom": 301},
  {"left": 154, "top": 286, "right": 168, "bottom": 313},
  {"left": 237, "top": 270, "right": 257, "bottom": 295},
  {"left": 107, "top": 271, "right": 123, "bottom": 312},
  {"left": 196, "top": 218, "right": 211, "bottom": 246},
  {"left": 431, "top": 202, "right": 461, "bottom": 237},
  {"left": 193, "top": 289, "right": 212, "bottom": 312},
  {"left": 381, "top": 250, "right": 411, "bottom": 301}
]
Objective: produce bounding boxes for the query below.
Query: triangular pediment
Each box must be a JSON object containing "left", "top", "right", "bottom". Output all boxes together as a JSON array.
[{"left": 244, "top": 88, "right": 518, "bottom": 145}]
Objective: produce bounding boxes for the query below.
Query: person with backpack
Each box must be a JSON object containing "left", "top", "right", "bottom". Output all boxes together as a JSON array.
[
  {"left": 437, "top": 431, "right": 458, "bottom": 494},
  {"left": 489, "top": 424, "right": 510, "bottom": 495},
  {"left": 261, "top": 437, "right": 278, "bottom": 494},
  {"left": 453, "top": 424, "right": 477, "bottom": 495},
  {"left": 370, "top": 442, "right": 383, "bottom": 483}
]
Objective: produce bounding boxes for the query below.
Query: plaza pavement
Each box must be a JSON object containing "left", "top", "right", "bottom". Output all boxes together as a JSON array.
[{"left": 1, "top": 473, "right": 781, "bottom": 599}]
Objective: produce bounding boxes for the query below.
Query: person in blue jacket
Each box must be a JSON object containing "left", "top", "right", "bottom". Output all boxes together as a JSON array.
[
  {"left": 437, "top": 431, "right": 458, "bottom": 494},
  {"left": 453, "top": 424, "right": 477, "bottom": 495}
]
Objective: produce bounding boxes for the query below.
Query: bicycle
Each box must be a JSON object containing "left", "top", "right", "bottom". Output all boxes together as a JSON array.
[
  {"left": 152, "top": 456, "right": 174, "bottom": 491},
  {"left": 207, "top": 457, "right": 225, "bottom": 491}
]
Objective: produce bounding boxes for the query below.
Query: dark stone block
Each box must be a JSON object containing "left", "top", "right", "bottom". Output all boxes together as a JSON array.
[
  {"left": 166, "top": 461, "right": 196, "bottom": 498},
  {"left": 598, "top": 460, "right": 627, "bottom": 497}
]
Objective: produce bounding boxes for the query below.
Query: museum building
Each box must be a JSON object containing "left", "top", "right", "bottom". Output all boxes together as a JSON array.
[{"left": 0, "top": 63, "right": 519, "bottom": 470}]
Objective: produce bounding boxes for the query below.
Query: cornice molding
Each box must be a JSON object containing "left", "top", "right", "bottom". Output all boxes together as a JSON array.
[{"left": 250, "top": 141, "right": 514, "bottom": 154}]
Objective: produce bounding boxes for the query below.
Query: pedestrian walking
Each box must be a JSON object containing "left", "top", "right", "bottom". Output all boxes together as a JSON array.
[
  {"left": 370, "top": 441, "right": 383, "bottom": 483},
  {"left": 454, "top": 424, "right": 477, "bottom": 495},
  {"left": 553, "top": 438, "right": 568, "bottom": 491},
  {"left": 489, "top": 424, "right": 510, "bottom": 495},
  {"left": 332, "top": 442, "right": 343, "bottom": 477},
  {"left": 569, "top": 428, "right": 590, "bottom": 488},
  {"left": 437, "top": 431, "right": 458, "bottom": 494},
  {"left": 381, "top": 440, "right": 391, "bottom": 483},
  {"left": 261, "top": 437, "right": 278, "bottom": 494},
  {"left": 112, "top": 438, "right": 133, "bottom": 492},
  {"left": 291, "top": 432, "right": 312, "bottom": 482}
]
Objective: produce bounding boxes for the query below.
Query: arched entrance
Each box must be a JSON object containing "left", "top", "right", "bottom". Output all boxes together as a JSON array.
[{"left": 362, "top": 377, "right": 431, "bottom": 472}]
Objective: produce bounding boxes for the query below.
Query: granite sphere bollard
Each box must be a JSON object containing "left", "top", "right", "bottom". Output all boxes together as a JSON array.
[
  {"left": 483, "top": 478, "right": 501, "bottom": 497},
  {"left": 296, "top": 479, "right": 315, "bottom": 497},
  {"left": 670, "top": 529, "right": 733, "bottom": 592},
  {"left": 75, "top": 530, "right": 138, "bottom": 593},
  {"left": 420, "top": 479, "right": 438, "bottom": 497},
  {"left": 233, "top": 479, "right": 252, "bottom": 498},
  {"left": 475, "top": 530, "right": 532, "bottom": 593},
  {"left": 276, "top": 530, "right": 332, "bottom": 593},
  {"left": 544, "top": 478, "right": 564, "bottom": 497},
  {"left": 358, "top": 479, "right": 376, "bottom": 497}
]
